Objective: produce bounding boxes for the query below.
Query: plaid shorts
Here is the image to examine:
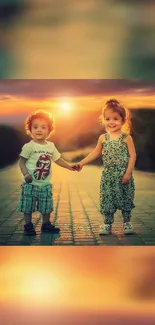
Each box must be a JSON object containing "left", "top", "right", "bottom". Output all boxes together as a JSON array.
[{"left": 17, "top": 183, "right": 53, "bottom": 214}]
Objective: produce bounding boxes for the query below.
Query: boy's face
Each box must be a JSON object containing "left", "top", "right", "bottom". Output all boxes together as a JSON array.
[
  {"left": 31, "top": 118, "right": 49, "bottom": 143},
  {"left": 104, "top": 109, "right": 124, "bottom": 133}
]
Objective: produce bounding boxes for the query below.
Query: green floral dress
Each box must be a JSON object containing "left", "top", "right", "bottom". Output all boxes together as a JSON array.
[{"left": 100, "top": 133, "right": 135, "bottom": 215}]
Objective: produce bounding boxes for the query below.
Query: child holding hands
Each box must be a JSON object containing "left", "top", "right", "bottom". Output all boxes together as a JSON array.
[
  {"left": 75, "top": 99, "right": 136, "bottom": 235},
  {"left": 18, "top": 110, "right": 76, "bottom": 235}
]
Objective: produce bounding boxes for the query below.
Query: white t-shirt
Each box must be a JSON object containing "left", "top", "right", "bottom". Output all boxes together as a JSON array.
[{"left": 20, "top": 140, "right": 61, "bottom": 186}]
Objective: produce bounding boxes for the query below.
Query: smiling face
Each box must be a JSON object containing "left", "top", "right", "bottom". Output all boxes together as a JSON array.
[
  {"left": 104, "top": 108, "right": 125, "bottom": 134},
  {"left": 31, "top": 118, "right": 49, "bottom": 143}
]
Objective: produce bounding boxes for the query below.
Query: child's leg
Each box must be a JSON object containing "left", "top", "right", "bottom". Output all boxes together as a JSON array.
[
  {"left": 24, "top": 213, "right": 36, "bottom": 235},
  {"left": 42, "top": 213, "right": 50, "bottom": 223},
  {"left": 122, "top": 210, "right": 131, "bottom": 223},
  {"left": 41, "top": 213, "right": 60, "bottom": 233},
  {"left": 104, "top": 213, "right": 114, "bottom": 225},
  {"left": 17, "top": 183, "right": 37, "bottom": 235},
  {"left": 24, "top": 213, "right": 32, "bottom": 224},
  {"left": 99, "top": 213, "right": 114, "bottom": 235},
  {"left": 122, "top": 210, "right": 134, "bottom": 234},
  {"left": 39, "top": 185, "right": 60, "bottom": 233}
]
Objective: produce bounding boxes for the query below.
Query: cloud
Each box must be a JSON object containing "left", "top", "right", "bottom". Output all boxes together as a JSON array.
[
  {"left": 0, "top": 96, "right": 12, "bottom": 101},
  {"left": 0, "top": 80, "right": 155, "bottom": 99}
]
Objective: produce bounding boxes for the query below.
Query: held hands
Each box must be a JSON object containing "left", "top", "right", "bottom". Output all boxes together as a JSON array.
[
  {"left": 122, "top": 173, "right": 131, "bottom": 184},
  {"left": 24, "top": 173, "right": 33, "bottom": 183},
  {"left": 67, "top": 165, "right": 77, "bottom": 171},
  {"left": 69, "top": 163, "right": 83, "bottom": 172}
]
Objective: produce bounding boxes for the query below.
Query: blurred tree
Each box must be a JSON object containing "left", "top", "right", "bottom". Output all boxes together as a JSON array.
[
  {"left": 128, "top": 255, "right": 155, "bottom": 300},
  {"left": 0, "top": 125, "right": 22, "bottom": 168},
  {"left": 0, "top": 1, "right": 23, "bottom": 23},
  {"left": 0, "top": 0, "right": 26, "bottom": 77},
  {"left": 132, "top": 109, "right": 155, "bottom": 171}
]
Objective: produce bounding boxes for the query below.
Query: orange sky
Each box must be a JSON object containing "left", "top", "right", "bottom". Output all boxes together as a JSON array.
[
  {"left": 0, "top": 94, "right": 155, "bottom": 119},
  {"left": 0, "top": 247, "right": 155, "bottom": 315},
  {"left": 0, "top": 79, "right": 155, "bottom": 119}
]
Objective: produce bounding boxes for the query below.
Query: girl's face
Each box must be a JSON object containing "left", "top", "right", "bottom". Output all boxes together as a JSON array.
[
  {"left": 31, "top": 118, "right": 49, "bottom": 143},
  {"left": 104, "top": 109, "right": 124, "bottom": 133}
]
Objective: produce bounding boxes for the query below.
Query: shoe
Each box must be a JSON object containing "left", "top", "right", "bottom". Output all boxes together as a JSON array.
[
  {"left": 41, "top": 221, "right": 60, "bottom": 233},
  {"left": 123, "top": 222, "right": 134, "bottom": 235},
  {"left": 99, "top": 224, "right": 112, "bottom": 235},
  {"left": 24, "top": 222, "right": 36, "bottom": 235}
]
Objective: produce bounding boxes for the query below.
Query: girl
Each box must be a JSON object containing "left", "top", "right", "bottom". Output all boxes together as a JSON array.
[{"left": 76, "top": 99, "right": 136, "bottom": 235}]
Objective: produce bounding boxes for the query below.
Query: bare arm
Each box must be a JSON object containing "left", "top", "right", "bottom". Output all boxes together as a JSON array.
[
  {"left": 125, "top": 135, "right": 136, "bottom": 175},
  {"left": 19, "top": 156, "right": 32, "bottom": 183},
  {"left": 55, "top": 157, "right": 75, "bottom": 171},
  {"left": 79, "top": 135, "right": 104, "bottom": 167},
  {"left": 19, "top": 156, "right": 29, "bottom": 176},
  {"left": 122, "top": 135, "right": 136, "bottom": 184}
]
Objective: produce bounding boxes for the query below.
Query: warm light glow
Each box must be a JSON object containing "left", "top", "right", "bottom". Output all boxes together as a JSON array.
[
  {"left": 59, "top": 100, "right": 72, "bottom": 113},
  {"left": 20, "top": 271, "right": 59, "bottom": 302},
  {"left": 0, "top": 94, "right": 155, "bottom": 118},
  {"left": 0, "top": 263, "right": 64, "bottom": 307},
  {"left": 0, "top": 247, "right": 155, "bottom": 314}
]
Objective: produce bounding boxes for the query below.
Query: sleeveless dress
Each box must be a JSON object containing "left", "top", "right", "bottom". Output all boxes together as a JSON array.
[{"left": 100, "top": 133, "right": 135, "bottom": 215}]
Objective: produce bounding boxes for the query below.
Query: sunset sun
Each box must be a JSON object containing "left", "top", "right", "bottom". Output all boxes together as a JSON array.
[{"left": 60, "top": 100, "right": 72, "bottom": 113}]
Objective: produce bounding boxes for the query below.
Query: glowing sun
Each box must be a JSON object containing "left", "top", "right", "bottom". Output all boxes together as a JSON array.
[{"left": 60, "top": 100, "right": 72, "bottom": 112}]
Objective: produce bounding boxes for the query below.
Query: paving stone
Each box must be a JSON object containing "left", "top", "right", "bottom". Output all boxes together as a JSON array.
[{"left": 0, "top": 164, "right": 155, "bottom": 246}]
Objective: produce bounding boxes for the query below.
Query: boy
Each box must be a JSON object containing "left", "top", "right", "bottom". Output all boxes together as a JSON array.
[{"left": 18, "top": 110, "right": 75, "bottom": 235}]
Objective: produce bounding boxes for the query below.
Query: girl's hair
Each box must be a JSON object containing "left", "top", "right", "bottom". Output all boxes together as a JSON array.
[
  {"left": 25, "top": 110, "right": 55, "bottom": 139},
  {"left": 101, "top": 98, "right": 131, "bottom": 133}
]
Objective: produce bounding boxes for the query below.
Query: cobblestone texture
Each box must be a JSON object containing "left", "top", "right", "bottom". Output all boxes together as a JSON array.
[{"left": 0, "top": 164, "right": 155, "bottom": 246}]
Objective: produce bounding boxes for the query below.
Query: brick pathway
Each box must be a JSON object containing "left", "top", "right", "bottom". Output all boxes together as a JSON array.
[{"left": 0, "top": 163, "right": 155, "bottom": 245}]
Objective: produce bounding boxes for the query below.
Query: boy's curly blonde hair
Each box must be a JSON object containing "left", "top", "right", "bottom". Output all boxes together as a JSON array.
[
  {"left": 100, "top": 98, "right": 131, "bottom": 133},
  {"left": 25, "top": 111, "right": 55, "bottom": 139}
]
